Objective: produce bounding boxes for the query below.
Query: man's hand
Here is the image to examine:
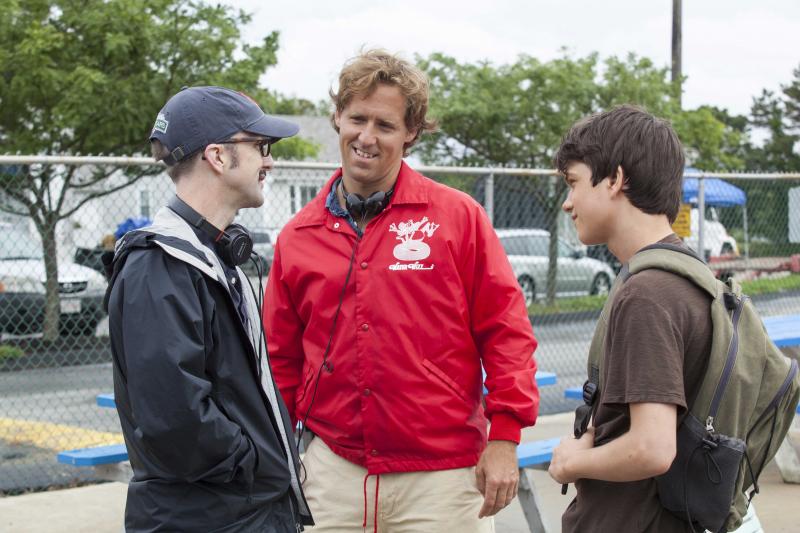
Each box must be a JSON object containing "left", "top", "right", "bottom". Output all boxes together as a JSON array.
[
  {"left": 476, "top": 440, "right": 519, "bottom": 518},
  {"left": 548, "top": 427, "right": 595, "bottom": 485}
]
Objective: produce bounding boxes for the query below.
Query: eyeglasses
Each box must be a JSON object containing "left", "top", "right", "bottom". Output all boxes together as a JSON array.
[{"left": 213, "top": 137, "right": 275, "bottom": 158}]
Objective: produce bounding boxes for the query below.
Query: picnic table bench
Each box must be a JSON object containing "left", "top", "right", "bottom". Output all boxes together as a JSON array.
[
  {"left": 56, "top": 395, "right": 132, "bottom": 483},
  {"left": 762, "top": 313, "right": 800, "bottom": 348},
  {"left": 764, "top": 313, "right": 800, "bottom": 483}
]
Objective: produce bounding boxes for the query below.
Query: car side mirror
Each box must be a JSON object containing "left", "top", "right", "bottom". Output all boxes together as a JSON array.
[{"left": 572, "top": 249, "right": 585, "bottom": 259}]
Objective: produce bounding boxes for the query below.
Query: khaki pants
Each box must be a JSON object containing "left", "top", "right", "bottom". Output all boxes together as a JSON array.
[{"left": 302, "top": 438, "right": 495, "bottom": 533}]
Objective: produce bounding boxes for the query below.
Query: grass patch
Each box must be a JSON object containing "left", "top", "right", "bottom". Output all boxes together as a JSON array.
[
  {"left": 0, "top": 344, "right": 25, "bottom": 361},
  {"left": 528, "top": 294, "right": 607, "bottom": 316},
  {"left": 739, "top": 274, "right": 800, "bottom": 296},
  {"left": 527, "top": 273, "right": 800, "bottom": 316}
]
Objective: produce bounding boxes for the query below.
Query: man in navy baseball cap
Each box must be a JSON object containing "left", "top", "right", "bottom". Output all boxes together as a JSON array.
[
  {"left": 150, "top": 85, "right": 299, "bottom": 167},
  {"left": 104, "top": 88, "right": 313, "bottom": 531}
]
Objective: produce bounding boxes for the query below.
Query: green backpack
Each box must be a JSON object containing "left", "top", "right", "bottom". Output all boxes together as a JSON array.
[{"left": 573, "top": 243, "right": 800, "bottom": 532}]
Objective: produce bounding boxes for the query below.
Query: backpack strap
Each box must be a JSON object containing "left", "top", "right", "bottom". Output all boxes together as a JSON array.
[
  {"left": 631, "top": 243, "right": 719, "bottom": 299},
  {"left": 563, "top": 264, "right": 631, "bottom": 495},
  {"left": 573, "top": 264, "right": 633, "bottom": 438}
]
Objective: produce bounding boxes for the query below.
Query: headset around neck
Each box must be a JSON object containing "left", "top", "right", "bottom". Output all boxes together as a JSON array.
[
  {"left": 339, "top": 177, "right": 395, "bottom": 220},
  {"left": 167, "top": 195, "right": 253, "bottom": 268}
]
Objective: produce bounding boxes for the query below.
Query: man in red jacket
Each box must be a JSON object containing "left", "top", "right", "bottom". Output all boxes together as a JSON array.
[{"left": 264, "top": 49, "right": 539, "bottom": 532}]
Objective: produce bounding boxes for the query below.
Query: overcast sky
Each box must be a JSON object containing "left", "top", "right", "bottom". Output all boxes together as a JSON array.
[{"left": 229, "top": 0, "right": 799, "bottom": 117}]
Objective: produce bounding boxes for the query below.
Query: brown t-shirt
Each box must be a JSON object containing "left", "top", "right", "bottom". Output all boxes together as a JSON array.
[{"left": 562, "top": 235, "right": 712, "bottom": 533}]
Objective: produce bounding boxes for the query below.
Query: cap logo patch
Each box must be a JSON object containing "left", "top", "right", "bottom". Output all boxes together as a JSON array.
[{"left": 152, "top": 113, "right": 169, "bottom": 134}]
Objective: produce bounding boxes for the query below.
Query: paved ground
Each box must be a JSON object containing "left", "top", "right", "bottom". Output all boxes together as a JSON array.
[{"left": 1, "top": 413, "right": 798, "bottom": 533}]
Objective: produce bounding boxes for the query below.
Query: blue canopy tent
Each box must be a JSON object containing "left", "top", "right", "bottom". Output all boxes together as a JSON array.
[
  {"left": 683, "top": 178, "right": 746, "bottom": 207},
  {"left": 682, "top": 168, "right": 749, "bottom": 258}
]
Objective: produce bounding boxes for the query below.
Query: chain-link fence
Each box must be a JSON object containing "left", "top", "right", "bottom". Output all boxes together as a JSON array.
[{"left": 1, "top": 157, "right": 799, "bottom": 491}]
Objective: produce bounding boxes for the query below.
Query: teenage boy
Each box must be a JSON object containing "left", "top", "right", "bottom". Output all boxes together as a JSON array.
[{"left": 548, "top": 105, "right": 709, "bottom": 532}]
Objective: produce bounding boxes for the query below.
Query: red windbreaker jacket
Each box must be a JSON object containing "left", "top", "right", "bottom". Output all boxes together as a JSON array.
[{"left": 264, "top": 163, "right": 539, "bottom": 474}]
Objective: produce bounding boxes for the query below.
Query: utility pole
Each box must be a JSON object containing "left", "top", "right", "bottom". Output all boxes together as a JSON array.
[{"left": 672, "top": 0, "right": 683, "bottom": 107}]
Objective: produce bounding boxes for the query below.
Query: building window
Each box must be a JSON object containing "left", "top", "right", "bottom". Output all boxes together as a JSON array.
[
  {"left": 140, "top": 190, "right": 151, "bottom": 219},
  {"left": 291, "top": 185, "right": 319, "bottom": 214}
]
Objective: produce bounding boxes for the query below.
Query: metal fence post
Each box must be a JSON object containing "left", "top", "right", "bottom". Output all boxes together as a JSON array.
[
  {"left": 698, "top": 177, "right": 705, "bottom": 260},
  {"left": 485, "top": 173, "right": 495, "bottom": 225},
  {"left": 743, "top": 203, "right": 750, "bottom": 267}
]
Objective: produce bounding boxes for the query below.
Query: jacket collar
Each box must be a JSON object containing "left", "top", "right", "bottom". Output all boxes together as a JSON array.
[
  {"left": 129, "top": 206, "right": 226, "bottom": 283},
  {"left": 118, "top": 206, "right": 269, "bottom": 353},
  {"left": 293, "top": 161, "right": 430, "bottom": 229}
]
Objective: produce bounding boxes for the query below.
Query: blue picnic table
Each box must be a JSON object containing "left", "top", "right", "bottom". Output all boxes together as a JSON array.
[
  {"left": 762, "top": 313, "right": 800, "bottom": 348},
  {"left": 564, "top": 386, "right": 582, "bottom": 400}
]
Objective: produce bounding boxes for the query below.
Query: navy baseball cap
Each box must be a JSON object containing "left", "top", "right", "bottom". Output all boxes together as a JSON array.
[{"left": 150, "top": 86, "right": 300, "bottom": 166}]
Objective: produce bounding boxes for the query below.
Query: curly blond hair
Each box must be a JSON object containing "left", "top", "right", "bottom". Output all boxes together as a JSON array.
[{"left": 330, "top": 49, "right": 437, "bottom": 153}]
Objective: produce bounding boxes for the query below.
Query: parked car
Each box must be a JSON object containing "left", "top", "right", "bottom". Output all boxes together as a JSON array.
[
  {"left": 496, "top": 228, "right": 616, "bottom": 305},
  {"left": 239, "top": 228, "right": 277, "bottom": 278},
  {"left": 586, "top": 244, "right": 622, "bottom": 274},
  {"left": 0, "top": 227, "right": 107, "bottom": 336},
  {"left": 74, "top": 246, "right": 109, "bottom": 275}
]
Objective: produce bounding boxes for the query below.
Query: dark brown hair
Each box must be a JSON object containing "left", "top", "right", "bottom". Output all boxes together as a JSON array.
[
  {"left": 150, "top": 140, "right": 200, "bottom": 182},
  {"left": 554, "top": 104, "right": 685, "bottom": 223}
]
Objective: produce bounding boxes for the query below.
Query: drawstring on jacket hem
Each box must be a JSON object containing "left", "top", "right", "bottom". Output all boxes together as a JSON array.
[{"left": 362, "top": 473, "right": 380, "bottom": 533}]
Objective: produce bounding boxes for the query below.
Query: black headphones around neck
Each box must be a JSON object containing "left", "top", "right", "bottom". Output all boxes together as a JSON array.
[
  {"left": 168, "top": 195, "right": 253, "bottom": 268},
  {"left": 339, "top": 178, "right": 394, "bottom": 219}
]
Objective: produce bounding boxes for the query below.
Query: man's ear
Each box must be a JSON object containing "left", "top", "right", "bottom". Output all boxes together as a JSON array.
[
  {"left": 607, "top": 165, "right": 626, "bottom": 197},
  {"left": 333, "top": 110, "right": 341, "bottom": 130},
  {"left": 203, "top": 144, "right": 225, "bottom": 175}
]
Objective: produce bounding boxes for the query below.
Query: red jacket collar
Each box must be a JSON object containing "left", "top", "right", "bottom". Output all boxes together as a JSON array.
[{"left": 293, "top": 161, "right": 430, "bottom": 229}]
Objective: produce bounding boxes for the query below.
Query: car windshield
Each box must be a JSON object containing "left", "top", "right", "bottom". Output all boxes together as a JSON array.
[
  {"left": 251, "top": 231, "right": 271, "bottom": 244},
  {"left": 1, "top": 229, "right": 43, "bottom": 260},
  {"left": 499, "top": 234, "right": 548, "bottom": 256}
]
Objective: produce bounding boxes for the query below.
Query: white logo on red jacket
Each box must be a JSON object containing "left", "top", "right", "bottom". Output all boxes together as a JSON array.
[{"left": 388, "top": 217, "right": 439, "bottom": 270}]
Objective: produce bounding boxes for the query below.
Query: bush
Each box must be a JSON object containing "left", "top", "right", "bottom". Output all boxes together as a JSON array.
[
  {"left": 528, "top": 295, "right": 607, "bottom": 316},
  {"left": 745, "top": 241, "right": 800, "bottom": 258},
  {"left": 0, "top": 344, "right": 25, "bottom": 361}
]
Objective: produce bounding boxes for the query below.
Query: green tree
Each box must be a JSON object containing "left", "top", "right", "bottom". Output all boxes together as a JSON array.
[
  {"left": 736, "top": 66, "right": 800, "bottom": 244},
  {"left": 0, "top": 0, "right": 318, "bottom": 340},
  {"left": 417, "top": 51, "right": 742, "bottom": 304}
]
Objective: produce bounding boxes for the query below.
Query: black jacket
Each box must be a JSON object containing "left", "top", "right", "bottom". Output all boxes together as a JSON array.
[{"left": 105, "top": 207, "right": 312, "bottom": 532}]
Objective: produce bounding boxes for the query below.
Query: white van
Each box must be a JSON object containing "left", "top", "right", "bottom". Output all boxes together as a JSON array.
[{"left": 684, "top": 207, "right": 738, "bottom": 260}]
